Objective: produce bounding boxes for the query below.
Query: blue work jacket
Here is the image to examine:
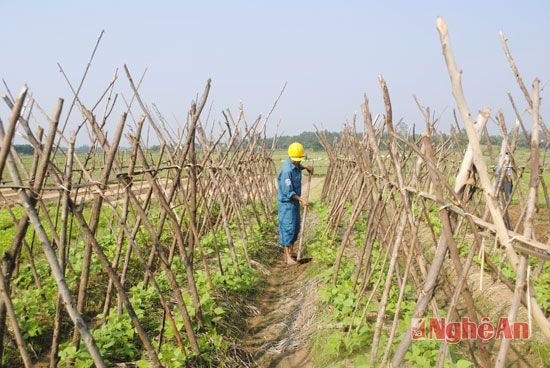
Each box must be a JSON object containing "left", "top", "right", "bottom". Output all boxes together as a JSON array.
[{"left": 277, "top": 159, "right": 302, "bottom": 203}]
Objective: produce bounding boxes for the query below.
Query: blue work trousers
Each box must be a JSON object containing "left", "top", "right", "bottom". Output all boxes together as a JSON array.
[{"left": 278, "top": 201, "right": 301, "bottom": 246}]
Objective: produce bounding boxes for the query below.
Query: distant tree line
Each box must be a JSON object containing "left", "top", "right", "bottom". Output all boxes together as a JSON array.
[
  {"left": 12, "top": 144, "right": 107, "bottom": 154},
  {"left": 268, "top": 130, "right": 543, "bottom": 151},
  {"left": 437, "top": 130, "right": 542, "bottom": 149},
  {"left": 13, "top": 145, "right": 35, "bottom": 155},
  {"left": 266, "top": 131, "right": 341, "bottom": 151},
  {"left": 11, "top": 130, "right": 543, "bottom": 156}
]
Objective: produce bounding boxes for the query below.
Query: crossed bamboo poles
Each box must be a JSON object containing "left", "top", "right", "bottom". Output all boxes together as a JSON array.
[
  {"left": 319, "top": 17, "right": 549, "bottom": 368},
  {"left": 0, "top": 68, "right": 281, "bottom": 366}
]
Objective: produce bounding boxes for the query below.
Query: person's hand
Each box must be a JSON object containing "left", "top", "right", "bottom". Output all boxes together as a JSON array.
[
  {"left": 306, "top": 166, "right": 314, "bottom": 175},
  {"left": 299, "top": 197, "right": 309, "bottom": 207}
]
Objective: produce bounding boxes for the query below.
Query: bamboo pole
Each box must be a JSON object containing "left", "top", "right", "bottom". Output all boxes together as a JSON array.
[
  {"left": 297, "top": 166, "right": 313, "bottom": 261},
  {"left": 49, "top": 135, "right": 75, "bottom": 368},
  {"left": 0, "top": 266, "right": 33, "bottom": 367},
  {"left": 0, "top": 87, "right": 27, "bottom": 179}
]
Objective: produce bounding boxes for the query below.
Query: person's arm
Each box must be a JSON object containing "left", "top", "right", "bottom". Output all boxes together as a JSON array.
[
  {"left": 300, "top": 165, "right": 314, "bottom": 175},
  {"left": 279, "top": 171, "right": 297, "bottom": 202},
  {"left": 280, "top": 168, "right": 309, "bottom": 206},
  {"left": 291, "top": 194, "right": 308, "bottom": 207}
]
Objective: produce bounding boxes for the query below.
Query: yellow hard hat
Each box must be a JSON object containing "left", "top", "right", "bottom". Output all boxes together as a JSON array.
[{"left": 288, "top": 142, "right": 305, "bottom": 161}]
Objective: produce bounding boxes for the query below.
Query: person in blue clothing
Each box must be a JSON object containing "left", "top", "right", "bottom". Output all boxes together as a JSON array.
[{"left": 278, "top": 142, "right": 313, "bottom": 265}]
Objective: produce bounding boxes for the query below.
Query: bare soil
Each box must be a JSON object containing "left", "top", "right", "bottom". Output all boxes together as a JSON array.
[
  {"left": 242, "top": 254, "right": 319, "bottom": 367},
  {"left": 507, "top": 205, "right": 550, "bottom": 242},
  {"left": 0, "top": 179, "right": 168, "bottom": 206}
]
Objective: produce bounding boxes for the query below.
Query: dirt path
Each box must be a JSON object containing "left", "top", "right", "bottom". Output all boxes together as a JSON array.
[
  {"left": 242, "top": 255, "right": 319, "bottom": 367},
  {"left": 0, "top": 179, "right": 169, "bottom": 206},
  {"left": 242, "top": 177, "right": 323, "bottom": 368}
]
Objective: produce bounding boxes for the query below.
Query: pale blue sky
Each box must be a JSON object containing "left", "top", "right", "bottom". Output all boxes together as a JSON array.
[{"left": 1, "top": 1, "right": 549, "bottom": 144}]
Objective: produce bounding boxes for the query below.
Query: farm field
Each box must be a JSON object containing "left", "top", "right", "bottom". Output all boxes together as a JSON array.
[
  {"left": 0, "top": 10, "right": 549, "bottom": 368},
  {"left": 0, "top": 108, "right": 548, "bottom": 367}
]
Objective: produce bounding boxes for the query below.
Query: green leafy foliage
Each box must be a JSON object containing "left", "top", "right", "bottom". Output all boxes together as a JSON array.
[
  {"left": 533, "top": 261, "right": 550, "bottom": 313},
  {"left": 58, "top": 310, "right": 139, "bottom": 367},
  {"left": 212, "top": 257, "right": 259, "bottom": 293},
  {"left": 0, "top": 207, "right": 24, "bottom": 253},
  {"left": 58, "top": 282, "right": 161, "bottom": 366}
]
